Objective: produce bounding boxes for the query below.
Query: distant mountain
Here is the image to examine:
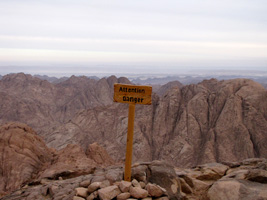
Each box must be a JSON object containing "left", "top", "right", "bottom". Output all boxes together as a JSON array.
[
  {"left": 0, "top": 73, "right": 266, "bottom": 168},
  {"left": 132, "top": 74, "right": 267, "bottom": 89},
  {"left": 34, "top": 74, "right": 100, "bottom": 83},
  {"left": 0, "top": 73, "right": 130, "bottom": 136},
  {"left": 0, "top": 75, "right": 2, "bottom": 80}
]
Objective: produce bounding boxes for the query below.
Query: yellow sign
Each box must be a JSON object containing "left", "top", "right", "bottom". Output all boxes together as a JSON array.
[{"left": 114, "top": 83, "right": 152, "bottom": 105}]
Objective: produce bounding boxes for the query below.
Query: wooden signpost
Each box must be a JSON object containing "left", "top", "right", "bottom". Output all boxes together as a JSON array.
[{"left": 114, "top": 83, "right": 152, "bottom": 181}]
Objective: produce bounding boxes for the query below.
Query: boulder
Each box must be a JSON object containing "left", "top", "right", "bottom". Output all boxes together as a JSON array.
[
  {"left": 98, "top": 185, "right": 121, "bottom": 200},
  {"left": 207, "top": 179, "right": 267, "bottom": 200},
  {"left": 116, "top": 192, "right": 131, "bottom": 200},
  {"left": 146, "top": 183, "right": 165, "bottom": 197},
  {"left": 75, "top": 187, "right": 88, "bottom": 198},
  {"left": 147, "top": 161, "right": 182, "bottom": 200},
  {"left": 119, "top": 181, "right": 132, "bottom": 192},
  {"left": 195, "top": 163, "right": 229, "bottom": 181},
  {"left": 88, "top": 182, "right": 101, "bottom": 193},
  {"left": 0, "top": 123, "right": 53, "bottom": 195},
  {"left": 129, "top": 186, "right": 148, "bottom": 199},
  {"left": 132, "top": 179, "right": 141, "bottom": 188}
]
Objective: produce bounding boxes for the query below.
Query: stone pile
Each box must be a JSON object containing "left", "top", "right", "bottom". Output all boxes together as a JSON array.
[{"left": 73, "top": 179, "right": 168, "bottom": 200}]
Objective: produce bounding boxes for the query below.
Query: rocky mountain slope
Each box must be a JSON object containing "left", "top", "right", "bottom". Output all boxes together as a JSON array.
[
  {"left": 0, "top": 122, "right": 115, "bottom": 197},
  {"left": 1, "top": 125, "right": 267, "bottom": 200},
  {"left": 0, "top": 73, "right": 266, "bottom": 168},
  {"left": 44, "top": 78, "right": 267, "bottom": 167}
]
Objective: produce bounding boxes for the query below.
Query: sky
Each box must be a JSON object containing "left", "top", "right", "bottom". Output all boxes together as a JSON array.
[{"left": 0, "top": 0, "right": 266, "bottom": 76}]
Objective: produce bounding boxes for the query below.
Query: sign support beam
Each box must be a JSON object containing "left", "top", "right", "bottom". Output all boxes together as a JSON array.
[
  {"left": 124, "top": 103, "right": 135, "bottom": 181},
  {"left": 113, "top": 83, "right": 152, "bottom": 182}
]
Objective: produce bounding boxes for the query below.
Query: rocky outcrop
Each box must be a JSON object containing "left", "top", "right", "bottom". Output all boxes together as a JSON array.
[
  {"left": 0, "top": 122, "right": 53, "bottom": 197},
  {"left": 0, "top": 122, "right": 116, "bottom": 197}
]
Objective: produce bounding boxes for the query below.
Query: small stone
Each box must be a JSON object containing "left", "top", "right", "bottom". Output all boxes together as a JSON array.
[
  {"left": 100, "top": 180, "right": 111, "bottom": 188},
  {"left": 146, "top": 183, "right": 164, "bottom": 197},
  {"left": 140, "top": 182, "right": 146, "bottom": 189},
  {"left": 73, "top": 196, "right": 85, "bottom": 200},
  {"left": 91, "top": 176, "right": 106, "bottom": 183},
  {"left": 49, "top": 185, "right": 59, "bottom": 196},
  {"left": 87, "top": 191, "right": 98, "bottom": 200},
  {"left": 80, "top": 180, "right": 91, "bottom": 188},
  {"left": 179, "top": 178, "right": 193, "bottom": 194},
  {"left": 154, "top": 197, "right": 169, "bottom": 200},
  {"left": 142, "top": 198, "right": 153, "bottom": 200},
  {"left": 117, "top": 192, "right": 131, "bottom": 200},
  {"left": 130, "top": 186, "right": 148, "bottom": 199},
  {"left": 132, "top": 179, "right": 141, "bottom": 188},
  {"left": 119, "top": 181, "right": 132, "bottom": 192},
  {"left": 98, "top": 185, "right": 121, "bottom": 200},
  {"left": 75, "top": 187, "right": 88, "bottom": 198},
  {"left": 88, "top": 182, "right": 101, "bottom": 193}
]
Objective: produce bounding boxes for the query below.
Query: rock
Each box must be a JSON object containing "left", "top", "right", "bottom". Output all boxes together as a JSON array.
[
  {"left": 147, "top": 161, "right": 182, "bottom": 200},
  {"left": 207, "top": 179, "right": 267, "bottom": 200},
  {"left": 146, "top": 183, "right": 164, "bottom": 197},
  {"left": 116, "top": 192, "right": 131, "bottom": 200},
  {"left": 49, "top": 185, "right": 59, "bottom": 196},
  {"left": 191, "top": 178, "right": 211, "bottom": 192},
  {"left": 87, "top": 191, "right": 98, "bottom": 200},
  {"left": 98, "top": 185, "right": 121, "bottom": 200},
  {"left": 142, "top": 198, "right": 153, "bottom": 200},
  {"left": 154, "top": 197, "right": 169, "bottom": 200},
  {"left": 0, "top": 123, "right": 53, "bottom": 195},
  {"left": 75, "top": 187, "right": 88, "bottom": 198},
  {"left": 100, "top": 180, "right": 111, "bottom": 188},
  {"left": 140, "top": 181, "right": 146, "bottom": 189},
  {"left": 105, "top": 167, "right": 123, "bottom": 183},
  {"left": 119, "top": 180, "right": 132, "bottom": 192},
  {"left": 131, "top": 164, "right": 148, "bottom": 182},
  {"left": 40, "top": 144, "right": 96, "bottom": 180},
  {"left": 132, "top": 179, "right": 141, "bottom": 188},
  {"left": 246, "top": 169, "right": 267, "bottom": 183},
  {"left": 86, "top": 143, "right": 115, "bottom": 166},
  {"left": 80, "top": 179, "right": 92, "bottom": 188},
  {"left": 195, "top": 163, "right": 229, "bottom": 181},
  {"left": 130, "top": 186, "right": 148, "bottom": 199},
  {"left": 179, "top": 178, "right": 193, "bottom": 194},
  {"left": 88, "top": 182, "right": 101, "bottom": 193},
  {"left": 73, "top": 196, "right": 85, "bottom": 200}
]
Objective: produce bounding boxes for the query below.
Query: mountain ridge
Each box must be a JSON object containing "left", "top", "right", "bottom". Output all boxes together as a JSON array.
[{"left": 0, "top": 73, "right": 266, "bottom": 168}]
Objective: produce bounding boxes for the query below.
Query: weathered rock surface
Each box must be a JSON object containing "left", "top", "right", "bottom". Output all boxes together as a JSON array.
[
  {"left": 1, "top": 158, "right": 267, "bottom": 200},
  {"left": 0, "top": 122, "right": 116, "bottom": 197},
  {"left": 0, "top": 122, "right": 53, "bottom": 197},
  {"left": 36, "top": 78, "right": 267, "bottom": 167},
  {"left": 0, "top": 74, "right": 266, "bottom": 167}
]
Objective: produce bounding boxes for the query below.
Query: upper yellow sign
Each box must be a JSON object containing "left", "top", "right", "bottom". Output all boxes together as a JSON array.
[{"left": 114, "top": 83, "right": 152, "bottom": 105}]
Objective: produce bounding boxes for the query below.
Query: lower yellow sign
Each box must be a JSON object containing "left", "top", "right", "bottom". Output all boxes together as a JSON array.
[{"left": 114, "top": 83, "right": 152, "bottom": 105}]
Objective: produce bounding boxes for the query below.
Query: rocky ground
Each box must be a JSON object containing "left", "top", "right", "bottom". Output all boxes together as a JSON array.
[
  {"left": 0, "top": 122, "right": 266, "bottom": 200},
  {"left": 1, "top": 159, "right": 266, "bottom": 200}
]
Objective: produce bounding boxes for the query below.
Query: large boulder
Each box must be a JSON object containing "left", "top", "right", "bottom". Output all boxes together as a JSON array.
[
  {"left": 0, "top": 122, "right": 53, "bottom": 196},
  {"left": 147, "top": 161, "right": 182, "bottom": 200}
]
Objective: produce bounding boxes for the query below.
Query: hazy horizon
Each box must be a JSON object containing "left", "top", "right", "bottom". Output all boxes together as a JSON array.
[{"left": 0, "top": 0, "right": 266, "bottom": 76}]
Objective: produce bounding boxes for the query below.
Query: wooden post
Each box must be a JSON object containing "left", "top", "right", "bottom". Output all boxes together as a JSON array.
[
  {"left": 124, "top": 103, "right": 135, "bottom": 181},
  {"left": 113, "top": 83, "right": 152, "bottom": 182}
]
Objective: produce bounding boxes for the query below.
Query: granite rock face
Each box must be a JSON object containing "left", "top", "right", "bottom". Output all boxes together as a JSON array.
[
  {"left": 0, "top": 74, "right": 266, "bottom": 167},
  {"left": 0, "top": 123, "right": 116, "bottom": 197},
  {"left": 42, "top": 78, "right": 267, "bottom": 167},
  {"left": 0, "top": 122, "right": 53, "bottom": 197}
]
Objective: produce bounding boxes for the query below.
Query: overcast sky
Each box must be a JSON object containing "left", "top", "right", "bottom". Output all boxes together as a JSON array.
[{"left": 0, "top": 0, "right": 266, "bottom": 76}]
